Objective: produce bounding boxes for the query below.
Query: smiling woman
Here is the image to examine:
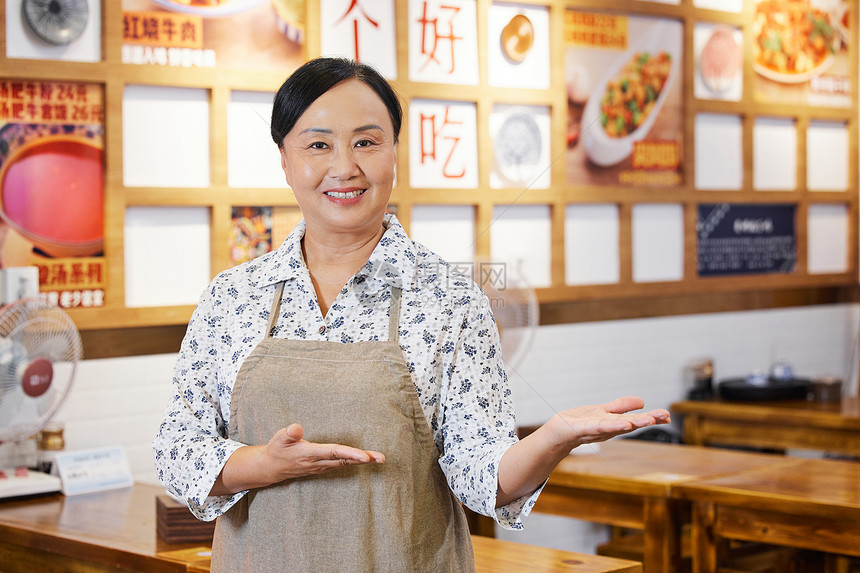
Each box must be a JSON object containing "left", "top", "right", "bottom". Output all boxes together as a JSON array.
[{"left": 152, "top": 57, "right": 669, "bottom": 573}]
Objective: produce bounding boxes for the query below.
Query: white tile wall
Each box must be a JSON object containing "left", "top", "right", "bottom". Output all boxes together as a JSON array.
[{"left": 11, "top": 303, "right": 854, "bottom": 555}]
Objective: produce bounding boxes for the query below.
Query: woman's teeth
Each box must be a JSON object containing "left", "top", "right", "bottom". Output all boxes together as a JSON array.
[{"left": 325, "top": 189, "right": 366, "bottom": 199}]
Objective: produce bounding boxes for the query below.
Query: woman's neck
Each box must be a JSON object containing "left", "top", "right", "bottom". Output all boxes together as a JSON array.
[{"left": 301, "top": 223, "right": 385, "bottom": 316}]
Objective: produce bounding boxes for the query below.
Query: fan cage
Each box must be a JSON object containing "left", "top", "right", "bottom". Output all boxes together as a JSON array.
[{"left": 0, "top": 299, "right": 82, "bottom": 444}]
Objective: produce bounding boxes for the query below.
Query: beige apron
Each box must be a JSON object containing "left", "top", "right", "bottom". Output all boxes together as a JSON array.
[{"left": 211, "top": 283, "right": 476, "bottom": 572}]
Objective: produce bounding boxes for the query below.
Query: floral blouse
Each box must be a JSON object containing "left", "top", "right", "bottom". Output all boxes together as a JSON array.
[{"left": 152, "top": 213, "right": 541, "bottom": 529}]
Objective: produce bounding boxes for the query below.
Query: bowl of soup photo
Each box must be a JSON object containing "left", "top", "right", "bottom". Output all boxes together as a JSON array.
[
  {"left": 581, "top": 21, "right": 679, "bottom": 167},
  {"left": 0, "top": 136, "right": 103, "bottom": 258}
]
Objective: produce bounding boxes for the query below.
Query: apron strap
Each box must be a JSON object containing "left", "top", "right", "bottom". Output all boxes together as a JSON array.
[
  {"left": 388, "top": 286, "right": 401, "bottom": 344},
  {"left": 266, "top": 281, "right": 286, "bottom": 336}
]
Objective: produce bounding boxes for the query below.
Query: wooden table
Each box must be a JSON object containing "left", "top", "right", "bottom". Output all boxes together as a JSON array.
[
  {"left": 675, "top": 457, "right": 860, "bottom": 573},
  {"left": 672, "top": 397, "right": 860, "bottom": 457},
  {"left": 0, "top": 482, "right": 643, "bottom": 573},
  {"left": 532, "top": 440, "right": 794, "bottom": 573}
]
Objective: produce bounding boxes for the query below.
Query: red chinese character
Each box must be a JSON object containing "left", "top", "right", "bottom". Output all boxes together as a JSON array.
[
  {"left": 142, "top": 17, "right": 160, "bottom": 41},
  {"left": 40, "top": 103, "right": 53, "bottom": 121},
  {"left": 162, "top": 17, "right": 177, "bottom": 41},
  {"left": 45, "top": 263, "right": 69, "bottom": 286},
  {"left": 335, "top": 0, "right": 379, "bottom": 62},
  {"left": 11, "top": 82, "right": 24, "bottom": 100},
  {"left": 54, "top": 104, "right": 68, "bottom": 121},
  {"left": 416, "top": 2, "right": 462, "bottom": 73},
  {"left": 181, "top": 21, "right": 197, "bottom": 42},
  {"left": 419, "top": 107, "right": 465, "bottom": 178},
  {"left": 40, "top": 82, "right": 54, "bottom": 101},
  {"left": 70, "top": 263, "right": 85, "bottom": 285},
  {"left": 125, "top": 15, "right": 140, "bottom": 40},
  {"left": 86, "top": 263, "right": 103, "bottom": 284},
  {"left": 11, "top": 102, "right": 24, "bottom": 120},
  {"left": 0, "top": 102, "right": 10, "bottom": 121},
  {"left": 37, "top": 264, "right": 49, "bottom": 286},
  {"left": 75, "top": 84, "right": 88, "bottom": 102}
]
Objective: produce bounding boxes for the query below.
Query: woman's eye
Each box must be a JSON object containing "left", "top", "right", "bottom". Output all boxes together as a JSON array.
[
  {"left": 355, "top": 139, "right": 375, "bottom": 148},
  {"left": 308, "top": 141, "right": 328, "bottom": 150}
]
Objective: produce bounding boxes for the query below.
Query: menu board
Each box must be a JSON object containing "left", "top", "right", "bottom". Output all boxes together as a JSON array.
[
  {"left": 753, "top": 0, "right": 852, "bottom": 108},
  {"left": 0, "top": 80, "right": 105, "bottom": 308},
  {"left": 121, "top": 0, "right": 304, "bottom": 70},
  {"left": 565, "top": 11, "right": 683, "bottom": 187},
  {"left": 697, "top": 203, "right": 797, "bottom": 277}
]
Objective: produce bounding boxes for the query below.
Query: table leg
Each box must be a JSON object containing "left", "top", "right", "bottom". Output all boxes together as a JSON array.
[
  {"left": 642, "top": 497, "right": 683, "bottom": 573},
  {"left": 690, "top": 502, "right": 718, "bottom": 573}
]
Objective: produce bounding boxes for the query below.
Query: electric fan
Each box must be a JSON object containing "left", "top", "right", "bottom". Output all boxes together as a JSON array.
[
  {"left": 22, "top": 0, "right": 90, "bottom": 46},
  {"left": 474, "top": 259, "right": 539, "bottom": 372},
  {"left": 0, "top": 298, "right": 81, "bottom": 498}
]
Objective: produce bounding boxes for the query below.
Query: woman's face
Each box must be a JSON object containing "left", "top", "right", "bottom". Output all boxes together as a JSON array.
[{"left": 280, "top": 79, "right": 396, "bottom": 239}]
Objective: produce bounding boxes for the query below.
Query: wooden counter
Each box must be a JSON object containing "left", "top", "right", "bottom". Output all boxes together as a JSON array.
[
  {"left": 0, "top": 483, "right": 643, "bottom": 573},
  {"left": 672, "top": 397, "right": 860, "bottom": 456}
]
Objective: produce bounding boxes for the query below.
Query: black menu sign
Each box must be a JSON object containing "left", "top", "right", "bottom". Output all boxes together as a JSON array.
[{"left": 697, "top": 203, "right": 796, "bottom": 277}]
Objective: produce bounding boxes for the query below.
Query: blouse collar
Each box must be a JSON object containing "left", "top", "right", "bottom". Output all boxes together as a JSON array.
[{"left": 255, "top": 213, "right": 418, "bottom": 291}]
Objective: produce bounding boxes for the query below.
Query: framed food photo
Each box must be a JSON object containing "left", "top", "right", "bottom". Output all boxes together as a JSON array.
[
  {"left": 753, "top": 0, "right": 852, "bottom": 108},
  {"left": 0, "top": 80, "right": 105, "bottom": 309},
  {"left": 694, "top": 23, "right": 743, "bottom": 102},
  {"left": 120, "top": 0, "right": 305, "bottom": 71},
  {"left": 564, "top": 10, "right": 683, "bottom": 188}
]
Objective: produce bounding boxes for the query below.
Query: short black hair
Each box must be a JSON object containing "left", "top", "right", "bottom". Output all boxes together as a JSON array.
[{"left": 271, "top": 57, "right": 403, "bottom": 148}]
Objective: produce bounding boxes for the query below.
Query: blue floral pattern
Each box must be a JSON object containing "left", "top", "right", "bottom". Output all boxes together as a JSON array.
[{"left": 152, "top": 214, "right": 540, "bottom": 529}]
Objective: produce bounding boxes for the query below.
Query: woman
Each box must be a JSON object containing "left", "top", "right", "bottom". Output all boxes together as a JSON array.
[{"left": 153, "top": 57, "right": 670, "bottom": 572}]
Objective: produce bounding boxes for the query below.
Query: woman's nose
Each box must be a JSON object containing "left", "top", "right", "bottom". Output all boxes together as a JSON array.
[{"left": 328, "top": 147, "right": 360, "bottom": 179}]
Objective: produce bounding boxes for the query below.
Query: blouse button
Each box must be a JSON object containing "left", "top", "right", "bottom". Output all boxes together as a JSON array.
[{"left": 318, "top": 325, "right": 326, "bottom": 334}]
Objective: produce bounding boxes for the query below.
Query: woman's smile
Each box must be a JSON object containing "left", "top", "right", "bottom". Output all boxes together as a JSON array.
[{"left": 323, "top": 187, "right": 367, "bottom": 202}]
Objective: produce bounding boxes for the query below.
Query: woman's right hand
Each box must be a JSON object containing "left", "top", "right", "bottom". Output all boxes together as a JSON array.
[
  {"left": 260, "top": 423, "right": 385, "bottom": 482},
  {"left": 210, "top": 423, "right": 384, "bottom": 496}
]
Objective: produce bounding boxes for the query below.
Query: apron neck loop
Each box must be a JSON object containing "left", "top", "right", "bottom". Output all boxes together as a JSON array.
[
  {"left": 266, "top": 281, "right": 286, "bottom": 336},
  {"left": 388, "top": 286, "right": 401, "bottom": 343}
]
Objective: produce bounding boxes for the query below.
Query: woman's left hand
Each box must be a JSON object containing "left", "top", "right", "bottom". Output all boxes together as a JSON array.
[
  {"left": 543, "top": 395, "right": 671, "bottom": 451},
  {"left": 497, "top": 395, "right": 670, "bottom": 507}
]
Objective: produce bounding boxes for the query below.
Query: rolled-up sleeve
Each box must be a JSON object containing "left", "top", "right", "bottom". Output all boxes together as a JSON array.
[{"left": 152, "top": 283, "right": 248, "bottom": 521}]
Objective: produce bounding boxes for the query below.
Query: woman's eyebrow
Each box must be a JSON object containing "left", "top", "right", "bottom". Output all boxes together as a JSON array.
[
  {"left": 355, "top": 124, "right": 385, "bottom": 133},
  {"left": 298, "top": 127, "right": 333, "bottom": 136},
  {"left": 299, "top": 124, "right": 385, "bottom": 136}
]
